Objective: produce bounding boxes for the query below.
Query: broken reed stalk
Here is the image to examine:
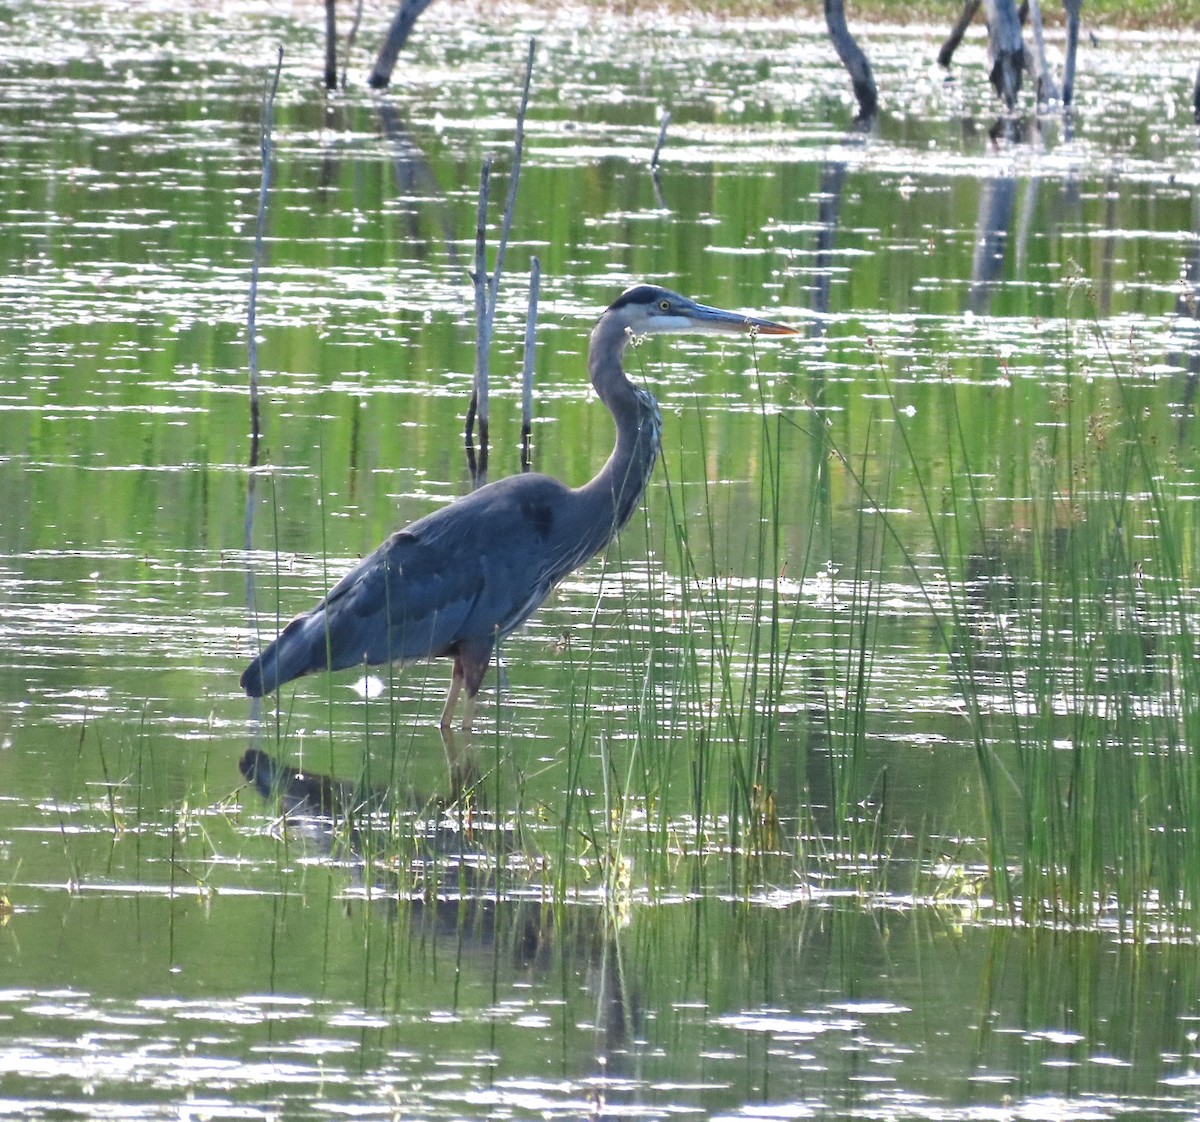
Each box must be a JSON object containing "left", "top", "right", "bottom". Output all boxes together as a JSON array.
[
  {"left": 468, "top": 156, "right": 493, "bottom": 462},
  {"left": 650, "top": 111, "right": 671, "bottom": 169},
  {"left": 248, "top": 45, "right": 283, "bottom": 470},
  {"left": 466, "top": 37, "right": 537, "bottom": 457},
  {"left": 487, "top": 38, "right": 535, "bottom": 320},
  {"left": 244, "top": 47, "right": 283, "bottom": 720},
  {"left": 520, "top": 256, "right": 540, "bottom": 472}
]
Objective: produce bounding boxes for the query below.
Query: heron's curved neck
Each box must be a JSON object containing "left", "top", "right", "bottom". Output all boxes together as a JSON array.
[{"left": 578, "top": 312, "right": 661, "bottom": 537}]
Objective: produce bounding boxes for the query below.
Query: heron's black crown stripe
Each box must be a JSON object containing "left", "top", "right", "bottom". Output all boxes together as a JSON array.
[{"left": 607, "top": 284, "right": 663, "bottom": 311}]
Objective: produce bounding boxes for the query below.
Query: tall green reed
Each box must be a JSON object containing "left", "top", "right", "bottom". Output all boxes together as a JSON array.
[{"left": 863, "top": 305, "right": 1200, "bottom": 935}]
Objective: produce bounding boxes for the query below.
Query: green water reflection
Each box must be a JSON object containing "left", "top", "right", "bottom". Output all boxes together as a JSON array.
[
  {"left": 6, "top": 856, "right": 1200, "bottom": 1118},
  {"left": 2, "top": 0, "right": 1200, "bottom": 1116}
]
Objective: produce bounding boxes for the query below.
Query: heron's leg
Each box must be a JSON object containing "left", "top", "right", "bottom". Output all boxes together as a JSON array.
[
  {"left": 457, "top": 640, "right": 494, "bottom": 734},
  {"left": 439, "top": 726, "right": 481, "bottom": 804},
  {"left": 439, "top": 659, "right": 464, "bottom": 730}
]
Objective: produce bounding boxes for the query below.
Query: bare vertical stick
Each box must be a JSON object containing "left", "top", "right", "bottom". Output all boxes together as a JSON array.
[
  {"left": 468, "top": 157, "right": 493, "bottom": 457},
  {"left": 244, "top": 48, "right": 283, "bottom": 720},
  {"left": 485, "top": 38, "right": 536, "bottom": 341},
  {"left": 467, "top": 38, "right": 536, "bottom": 463},
  {"left": 650, "top": 111, "right": 671, "bottom": 169},
  {"left": 520, "top": 256, "right": 540, "bottom": 471},
  {"left": 248, "top": 46, "right": 283, "bottom": 470}
]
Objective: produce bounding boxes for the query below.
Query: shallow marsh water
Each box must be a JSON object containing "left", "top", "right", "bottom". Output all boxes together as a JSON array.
[{"left": 3, "top": 0, "right": 1200, "bottom": 1116}]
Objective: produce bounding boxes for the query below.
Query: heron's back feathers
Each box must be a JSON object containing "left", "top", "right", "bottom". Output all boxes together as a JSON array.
[{"left": 241, "top": 472, "right": 615, "bottom": 697}]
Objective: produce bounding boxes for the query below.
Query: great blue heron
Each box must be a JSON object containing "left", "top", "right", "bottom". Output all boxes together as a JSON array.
[{"left": 241, "top": 284, "right": 796, "bottom": 730}]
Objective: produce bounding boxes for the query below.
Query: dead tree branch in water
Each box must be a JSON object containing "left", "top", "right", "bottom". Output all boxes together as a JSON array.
[
  {"left": 342, "top": 0, "right": 366, "bottom": 90},
  {"left": 243, "top": 48, "right": 283, "bottom": 686},
  {"left": 983, "top": 0, "right": 1025, "bottom": 109},
  {"left": 1060, "top": 0, "right": 1084, "bottom": 106},
  {"left": 823, "top": 0, "right": 877, "bottom": 121},
  {"left": 467, "top": 158, "right": 492, "bottom": 480},
  {"left": 323, "top": 0, "right": 337, "bottom": 89},
  {"left": 368, "top": 0, "right": 437, "bottom": 89},
  {"left": 1024, "top": 0, "right": 1059, "bottom": 105},
  {"left": 937, "top": 0, "right": 981, "bottom": 67}
]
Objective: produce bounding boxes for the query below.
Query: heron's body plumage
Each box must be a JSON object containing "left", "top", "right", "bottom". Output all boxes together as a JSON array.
[
  {"left": 241, "top": 284, "right": 793, "bottom": 729},
  {"left": 241, "top": 411, "right": 660, "bottom": 697}
]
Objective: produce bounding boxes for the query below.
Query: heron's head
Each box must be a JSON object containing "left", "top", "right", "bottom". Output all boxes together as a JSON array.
[{"left": 604, "top": 284, "right": 797, "bottom": 338}]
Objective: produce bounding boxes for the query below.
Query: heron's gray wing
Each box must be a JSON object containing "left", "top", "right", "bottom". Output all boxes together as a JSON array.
[
  {"left": 242, "top": 474, "right": 583, "bottom": 695},
  {"left": 372, "top": 473, "right": 580, "bottom": 647}
]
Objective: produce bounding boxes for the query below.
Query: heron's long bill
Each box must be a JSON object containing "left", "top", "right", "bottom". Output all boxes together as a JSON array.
[{"left": 688, "top": 303, "right": 799, "bottom": 336}]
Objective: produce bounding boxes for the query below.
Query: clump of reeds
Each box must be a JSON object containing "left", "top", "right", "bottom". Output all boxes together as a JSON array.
[{"left": 864, "top": 311, "right": 1200, "bottom": 937}]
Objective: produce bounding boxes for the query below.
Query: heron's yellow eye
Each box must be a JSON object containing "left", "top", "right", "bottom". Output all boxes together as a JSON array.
[{"left": 658, "top": 299, "right": 670, "bottom": 311}]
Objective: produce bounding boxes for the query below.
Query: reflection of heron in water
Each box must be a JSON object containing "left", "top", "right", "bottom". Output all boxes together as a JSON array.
[
  {"left": 242, "top": 285, "right": 797, "bottom": 731},
  {"left": 240, "top": 746, "right": 642, "bottom": 1061}
]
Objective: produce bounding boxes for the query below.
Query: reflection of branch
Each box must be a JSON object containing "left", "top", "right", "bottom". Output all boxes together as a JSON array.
[
  {"left": 374, "top": 99, "right": 458, "bottom": 265},
  {"left": 967, "top": 174, "right": 1017, "bottom": 315},
  {"left": 811, "top": 160, "right": 847, "bottom": 327},
  {"left": 650, "top": 111, "right": 671, "bottom": 169}
]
